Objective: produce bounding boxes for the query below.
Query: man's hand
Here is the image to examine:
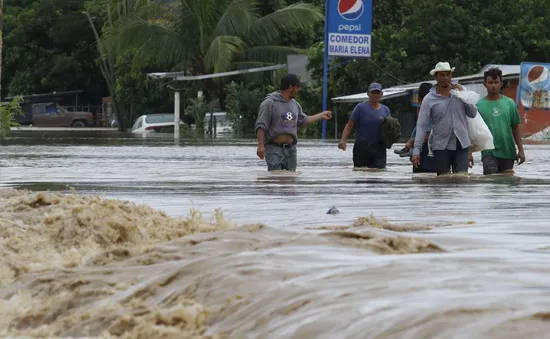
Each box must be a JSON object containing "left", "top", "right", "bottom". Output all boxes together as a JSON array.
[
  {"left": 405, "top": 139, "right": 414, "bottom": 151},
  {"left": 257, "top": 146, "right": 265, "bottom": 160},
  {"left": 338, "top": 141, "right": 347, "bottom": 151},
  {"left": 517, "top": 150, "right": 526, "bottom": 165},
  {"left": 451, "top": 83, "right": 464, "bottom": 91},
  {"left": 468, "top": 152, "right": 474, "bottom": 168},
  {"left": 320, "top": 111, "right": 332, "bottom": 120},
  {"left": 411, "top": 155, "right": 420, "bottom": 168}
]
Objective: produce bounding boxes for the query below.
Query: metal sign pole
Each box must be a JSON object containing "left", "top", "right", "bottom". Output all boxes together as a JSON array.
[
  {"left": 321, "top": 0, "right": 330, "bottom": 141},
  {"left": 322, "top": 0, "right": 373, "bottom": 140}
]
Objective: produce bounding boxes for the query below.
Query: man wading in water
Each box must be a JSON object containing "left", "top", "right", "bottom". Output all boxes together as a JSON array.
[
  {"left": 412, "top": 62, "right": 478, "bottom": 175},
  {"left": 255, "top": 74, "right": 332, "bottom": 171},
  {"left": 476, "top": 67, "right": 526, "bottom": 174},
  {"left": 338, "top": 82, "right": 392, "bottom": 169},
  {"left": 395, "top": 82, "right": 437, "bottom": 173}
]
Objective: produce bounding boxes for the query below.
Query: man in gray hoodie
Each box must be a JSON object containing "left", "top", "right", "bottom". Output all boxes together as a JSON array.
[{"left": 255, "top": 74, "right": 332, "bottom": 171}]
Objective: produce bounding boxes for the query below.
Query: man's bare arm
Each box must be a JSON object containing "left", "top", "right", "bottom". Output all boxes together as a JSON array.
[
  {"left": 256, "top": 129, "right": 265, "bottom": 159},
  {"left": 256, "top": 129, "right": 265, "bottom": 146},
  {"left": 512, "top": 125, "right": 525, "bottom": 164},
  {"left": 301, "top": 111, "right": 332, "bottom": 128},
  {"left": 339, "top": 120, "right": 355, "bottom": 143}
]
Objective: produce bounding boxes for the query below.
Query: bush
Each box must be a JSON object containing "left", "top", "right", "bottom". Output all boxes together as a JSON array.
[
  {"left": 295, "top": 81, "right": 323, "bottom": 137},
  {"left": 0, "top": 96, "right": 25, "bottom": 140},
  {"left": 185, "top": 97, "right": 212, "bottom": 134},
  {"left": 225, "top": 82, "right": 279, "bottom": 135},
  {"left": 225, "top": 82, "right": 265, "bottom": 135}
]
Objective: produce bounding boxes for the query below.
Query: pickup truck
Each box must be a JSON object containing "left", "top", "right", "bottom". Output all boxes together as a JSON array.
[
  {"left": 15, "top": 103, "right": 95, "bottom": 127},
  {"left": 32, "top": 106, "right": 94, "bottom": 127}
]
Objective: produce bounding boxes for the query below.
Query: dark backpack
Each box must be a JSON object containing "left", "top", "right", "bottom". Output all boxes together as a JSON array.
[{"left": 380, "top": 116, "right": 401, "bottom": 149}]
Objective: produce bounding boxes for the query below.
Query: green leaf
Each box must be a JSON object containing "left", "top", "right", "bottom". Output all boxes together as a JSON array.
[{"left": 204, "top": 36, "right": 247, "bottom": 73}]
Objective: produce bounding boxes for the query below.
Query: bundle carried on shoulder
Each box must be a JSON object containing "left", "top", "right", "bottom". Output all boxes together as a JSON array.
[
  {"left": 451, "top": 89, "right": 495, "bottom": 152},
  {"left": 380, "top": 116, "right": 401, "bottom": 149}
]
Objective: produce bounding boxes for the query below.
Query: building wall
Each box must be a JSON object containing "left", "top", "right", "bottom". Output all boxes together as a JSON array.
[
  {"left": 393, "top": 110, "right": 416, "bottom": 141},
  {"left": 465, "top": 83, "right": 488, "bottom": 97},
  {"left": 503, "top": 79, "right": 548, "bottom": 136}
]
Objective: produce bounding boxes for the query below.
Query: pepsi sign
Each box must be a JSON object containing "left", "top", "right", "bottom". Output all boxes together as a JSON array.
[
  {"left": 327, "top": 0, "right": 372, "bottom": 58},
  {"left": 338, "top": 0, "right": 364, "bottom": 20}
]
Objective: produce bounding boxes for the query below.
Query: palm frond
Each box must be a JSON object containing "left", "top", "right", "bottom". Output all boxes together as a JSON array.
[
  {"left": 248, "top": 3, "right": 323, "bottom": 45},
  {"left": 109, "top": 0, "right": 153, "bottom": 21},
  {"left": 214, "top": 0, "right": 258, "bottom": 38},
  {"left": 204, "top": 35, "right": 246, "bottom": 73},
  {"left": 180, "top": 0, "right": 222, "bottom": 52},
  {"left": 103, "top": 17, "right": 187, "bottom": 68}
]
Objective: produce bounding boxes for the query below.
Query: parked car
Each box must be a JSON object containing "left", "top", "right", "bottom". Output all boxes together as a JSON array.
[{"left": 131, "top": 113, "right": 184, "bottom": 133}]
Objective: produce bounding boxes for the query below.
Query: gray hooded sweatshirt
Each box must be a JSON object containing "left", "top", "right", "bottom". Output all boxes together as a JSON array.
[{"left": 255, "top": 91, "right": 308, "bottom": 144}]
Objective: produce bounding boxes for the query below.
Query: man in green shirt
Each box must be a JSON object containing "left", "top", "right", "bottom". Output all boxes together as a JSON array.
[{"left": 476, "top": 67, "right": 526, "bottom": 175}]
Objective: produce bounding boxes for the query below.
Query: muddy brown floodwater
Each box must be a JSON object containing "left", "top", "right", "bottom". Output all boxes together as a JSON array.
[{"left": 1, "top": 130, "right": 550, "bottom": 338}]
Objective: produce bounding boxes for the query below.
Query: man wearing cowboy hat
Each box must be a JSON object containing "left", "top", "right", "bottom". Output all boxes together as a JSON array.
[{"left": 411, "top": 62, "right": 478, "bottom": 175}]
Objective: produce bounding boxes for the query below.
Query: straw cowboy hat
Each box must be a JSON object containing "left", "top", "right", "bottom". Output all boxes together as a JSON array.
[{"left": 430, "top": 62, "right": 456, "bottom": 76}]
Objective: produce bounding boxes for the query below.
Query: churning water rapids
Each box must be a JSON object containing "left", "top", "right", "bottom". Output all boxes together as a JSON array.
[{"left": 1, "top": 129, "right": 550, "bottom": 339}]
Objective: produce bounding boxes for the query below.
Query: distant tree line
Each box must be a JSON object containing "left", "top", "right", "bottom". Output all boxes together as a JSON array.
[{"left": 1, "top": 0, "right": 549, "bottom": 135}]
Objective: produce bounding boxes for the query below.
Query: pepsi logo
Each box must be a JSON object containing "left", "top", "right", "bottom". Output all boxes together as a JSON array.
[{"left": 338, "top": 0, "right": 364, "bottom": 21}]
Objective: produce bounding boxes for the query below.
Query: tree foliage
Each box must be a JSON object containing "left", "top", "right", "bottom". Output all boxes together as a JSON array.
[
  {"left": 301, "top": 0, "right": 550, "bottom": 137},
  {"left": 3, "top": 0, "right": 105, "bottom": 101},
  {"left": 114, "top": 50, "right": 172, "bottom": 124},
  {"left": 2, "top": 0, "right": 550, "bottom": 138},
  {"left": 0, "top": 95, "right": 24, "bottom": 139},
  {"left": 225, "top": 81, "right": 270, "bottom": 134},
  {"left": 102, "top": 0, "right": 323, "bottom": 101},
  {"left": 308, "top": 0, "right": 550, "bottom": 96},
  {"left": 185, "top": 97, "right": 212, "bottom": 134}
]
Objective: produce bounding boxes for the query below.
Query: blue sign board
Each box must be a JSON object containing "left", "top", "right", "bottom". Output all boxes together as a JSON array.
[
  {"left": 517, "top": 62, "right": 550, "bottom": 111},
  {"left": 410, "top": 89, "right": 421, "bottom": 108},
  {"left": 321, "top": 0, "right": 373, "bottom": 140},
  {"left": 327, "top": 0, "right": 373, "bottom": 58}
]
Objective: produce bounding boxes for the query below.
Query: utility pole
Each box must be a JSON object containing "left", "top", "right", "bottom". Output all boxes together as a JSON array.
[{"left": 83, "top": 9, "right": 127, "bottom": 130}]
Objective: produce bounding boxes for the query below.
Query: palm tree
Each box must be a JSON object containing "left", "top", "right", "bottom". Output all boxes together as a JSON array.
[{"left": 102, "top": 0, "right": 323, "bottom": 99}]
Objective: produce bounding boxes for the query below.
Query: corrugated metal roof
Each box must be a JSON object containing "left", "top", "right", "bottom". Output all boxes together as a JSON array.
[
  {"left": 4, "top": 90, "right": 84, "bottom": 101},
  {"left": 332, "top": 64, "right": 520, "bottom": 104}
]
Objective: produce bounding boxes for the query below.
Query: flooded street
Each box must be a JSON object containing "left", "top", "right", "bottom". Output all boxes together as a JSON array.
[
  {"left": 2, "top": 130, "right": 549, "bottom": 237},
  {"left": 1, "top": 130, "right": 550, "bottom": 338}
]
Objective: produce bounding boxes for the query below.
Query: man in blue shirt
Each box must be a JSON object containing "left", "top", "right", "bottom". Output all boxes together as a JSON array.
[{"left": 338, "top": 82, "right": 392, "bottom": 169}]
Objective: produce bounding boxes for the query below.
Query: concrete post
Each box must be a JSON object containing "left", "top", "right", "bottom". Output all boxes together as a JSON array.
[{"left": 174, "top": 91, "right": 180, "bottom": 140}]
